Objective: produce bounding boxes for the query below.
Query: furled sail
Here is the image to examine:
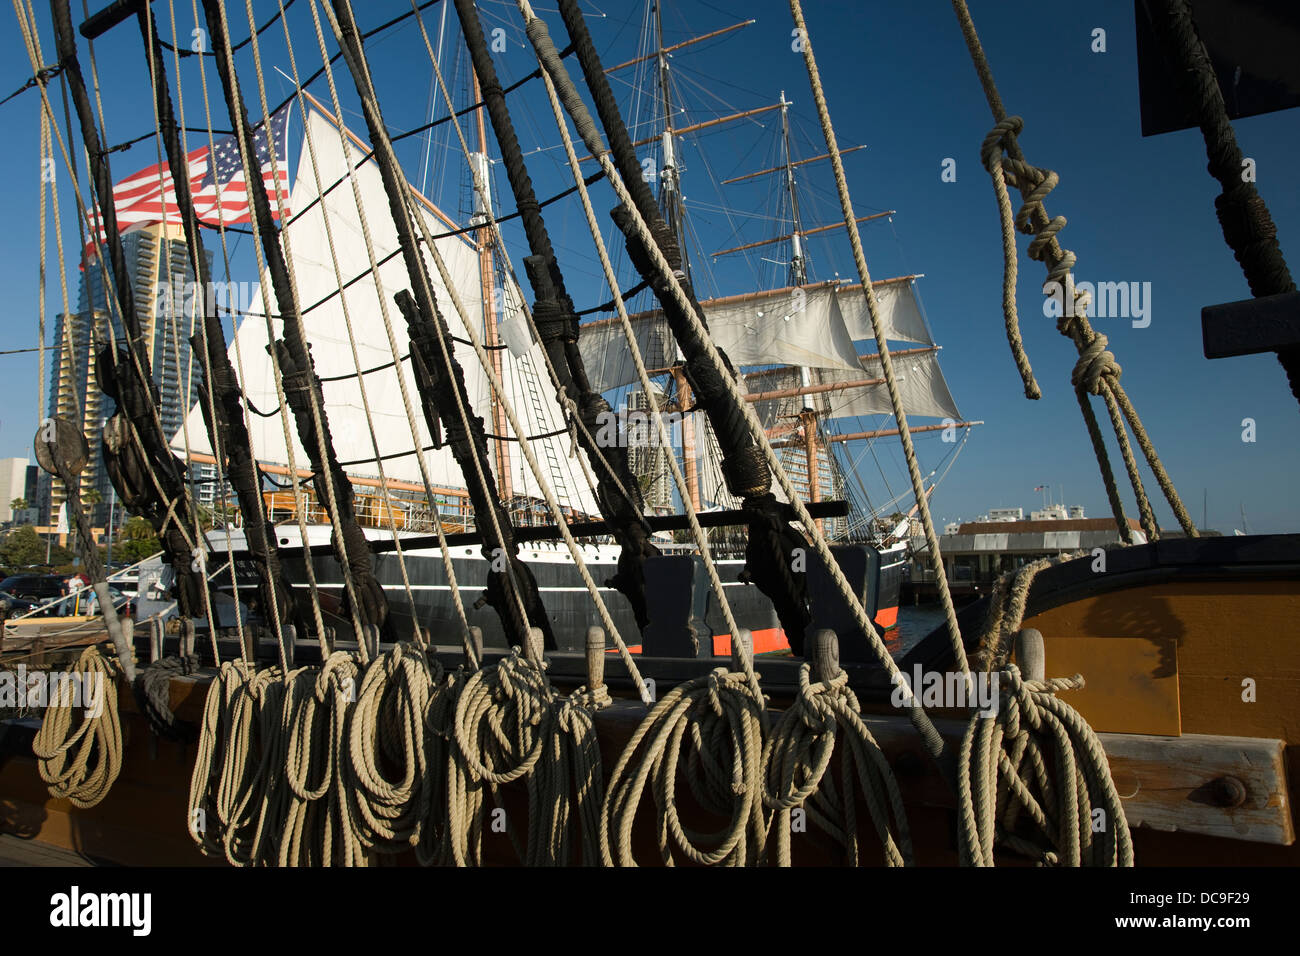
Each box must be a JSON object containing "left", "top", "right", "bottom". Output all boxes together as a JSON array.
[{"left": 175, "top": 106, "right": 599, "bottom": 517}]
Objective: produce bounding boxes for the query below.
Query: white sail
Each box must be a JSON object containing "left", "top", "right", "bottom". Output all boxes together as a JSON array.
[
  {"left": 175, "top": 106, "right": 599, "bottom": 517},
  {"left": 746, "top": 348, "right": 962, "bottom": 430},
  {"left": 834, "top": 276, "right": 935, "bottom": 347},
  {"left": 577, "top": 282, "right": 862, "bottom": 395}
]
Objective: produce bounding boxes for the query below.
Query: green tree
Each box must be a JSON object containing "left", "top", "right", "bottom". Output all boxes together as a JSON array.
[
  {"left": 0, "top": 526, "right": 48, "bottom": 569},
  {"left": 115, "top": 516, "right": 161, "bottom": 564},
  {"left": 10, "top": 497, "right": 27, "bottom": 511},
  {"left": 82, "top": 488, "right": 103, "bottom": 507}
]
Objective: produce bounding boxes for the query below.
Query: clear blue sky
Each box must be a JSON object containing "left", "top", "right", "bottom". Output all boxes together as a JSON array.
[{"left": 2, "top": 0, "right": 1297, "bottom": 533}]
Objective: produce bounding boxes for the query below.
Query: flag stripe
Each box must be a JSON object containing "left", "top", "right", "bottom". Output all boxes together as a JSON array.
[{"left": 82, "top": 106, "right": 291, "bottom": 260}]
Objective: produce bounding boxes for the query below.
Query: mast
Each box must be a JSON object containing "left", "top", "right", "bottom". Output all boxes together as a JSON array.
[
  {"left": 653, "top": 1, "right": 690, "bottom": 284},
  {"left": 653, "top": 1, "right": 699, "bottom": 513},
  {"left": 780, "top": 92, "right": 807, "bottom": 289},
  {"left": 472, "top": 72, "right": 513, "bottom": 504}
]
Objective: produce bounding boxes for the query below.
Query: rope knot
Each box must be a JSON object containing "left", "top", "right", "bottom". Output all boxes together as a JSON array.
[
  {"left": 1070, "top": 333, "right": 1122, "bottom": 394},
  {"left": 980, "top": 116, "right": 1024, "bottom": 173}
]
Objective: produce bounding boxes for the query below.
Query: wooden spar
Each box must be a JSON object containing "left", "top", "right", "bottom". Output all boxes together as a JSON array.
[
  {"left": 773, "top": 420, "right": 984, "bottom": 446},
  {"left": 712, "top": 211, "right": 895, "bottom": 258},
  {"left": 721, "top": 144, "right": 868, "bottom": 185},
  {"left": 578, "top": 275, "right": 921, "bottom": 331},
  {"left": 858, "top": 344, "right": 941, "bottom": 364},
  {"left": 576, "top": 103, "right": 784, "bottom": 161},
  {"left": 743, "top": 375, "right": 885, "bottom": 402},
  {"left": 602, "top": 20, "right": 755, "bottom": 74},
  {"left": 672, "top": 367, "right": 702, "bottom": 512},
  {"left": 473, "top": 72, "right": 513, "bottom": 502}
]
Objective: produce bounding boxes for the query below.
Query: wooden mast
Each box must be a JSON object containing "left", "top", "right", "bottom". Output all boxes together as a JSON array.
[
  {"left": 654, "top": 2, "right": 700, "bottom": 513},
  {"left": 472, "top": 72, "right": 513, "bottom": 505}
]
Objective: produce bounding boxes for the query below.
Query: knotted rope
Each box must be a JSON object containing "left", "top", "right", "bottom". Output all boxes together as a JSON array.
[
  {"left": 132, "top": 651, "right": 201, "bottom": 743},
  {"left": 33, "top": 645, "right": 122, "bottom": 809},
  {"left": 956, "top": 0, "right": 1198, "bottom": 541},
  {"left": 956, "top": 666, "right": 1132, "bottom": 867},
  {"left": 763, "top": 664, "right": 912, "bottom": 867},
  {"left": 602, "top": 666, "right": 768, "bottom": 867}
]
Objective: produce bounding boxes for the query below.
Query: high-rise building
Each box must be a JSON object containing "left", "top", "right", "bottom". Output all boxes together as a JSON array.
[
  {"left": 41, "top": 222, "right": 209, "bottom": 528},
  {"left": 0, "top": 458, "right": 29, "bottom": 523}
]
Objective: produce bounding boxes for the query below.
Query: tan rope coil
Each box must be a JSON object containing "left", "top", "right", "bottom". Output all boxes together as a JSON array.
[
  {"left": 33, "top": 646, "right": 122, "bottom": 809},
  {"left": 347, "top": 641, "right": 442, "bottom": 853},
  {"left": 278, "top": 651, "right": 370, "bottom": 866},
  {"left": 762, "top": 664, "right": 912, "bottom": 867},
  {"left": 448, "top": 647, "right": 604, "bottom": 866},
  {"left": 957, "top": 666, "right": 1132, "bottom": 867},
  {"left": 602, "top": 666, "right": 768, "bottom": 867}
]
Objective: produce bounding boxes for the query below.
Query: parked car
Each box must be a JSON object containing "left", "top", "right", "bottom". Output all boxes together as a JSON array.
[{"left": 0, "top": 574, "right": 67, "bottom": 602}]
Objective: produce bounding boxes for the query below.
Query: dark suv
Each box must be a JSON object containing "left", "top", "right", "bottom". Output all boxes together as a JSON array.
[{"left": 0, "top": 574, "right": 67, "bottom": 602}]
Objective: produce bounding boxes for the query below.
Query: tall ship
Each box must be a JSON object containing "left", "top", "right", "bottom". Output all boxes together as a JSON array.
[
  {"left": 170, "top": 3, "right": 975, "bottom": 656},
  {"left": 0, "top": 0, "right": 1296, "bottom": 879}
]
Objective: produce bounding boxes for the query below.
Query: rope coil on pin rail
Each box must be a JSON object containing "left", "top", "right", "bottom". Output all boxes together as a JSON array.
[
  {"left": 32, "top": 646, "right": 123, "bottom": 810},
  {"left": 346, "top": 639, "right": 443, "bottom": 853},
  {"left": 601, "top": 630, "right": 769, "bottom": 867},
  {"left": 957, "top": 629, "right": 1132, "bottom": 867},
  {"left": 276, "top": 650, "right": 371, "bottom": 867},
  {"left": 762, "top": 630, "right": 912, "bottom": 867},
  {"left": 447, "top": 627, "right": 606, "bottom": 866}
]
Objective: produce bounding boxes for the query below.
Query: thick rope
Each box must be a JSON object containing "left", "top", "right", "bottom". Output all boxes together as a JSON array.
[
  {"left": 1143, "top": 0, "right": 1299, "bottom": 408},
  {"left": 956, "top": 666, "right": 1132, "bottom": 867},
  {"left": 448, "top": 648, "right": 604, "bottom": 866},
  {"left": 971, "top": 554, "right": 1079, "bottom": 672},
  {"left": 33, "top": 646, "right": 122, "bottom": 809},
  {"left": 954, "top": 0, "right": 1198, "bottom": 539},
  {"left": 346, "top": 641, "right": 441, "bottom": 852},
  {"left": 762, "top": 664, "right": 912, "bottom": 866},
  {"left": 602, "top": 666, "right": 768, "bottom": 866},
  {"left": 786, "top": 0, "right": 968, "bottom": 683},
  {"left": 278, "top": 651, "right": 371, "bottom": 866}
]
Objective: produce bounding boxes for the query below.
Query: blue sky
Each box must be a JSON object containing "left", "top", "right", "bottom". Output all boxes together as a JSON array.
[{"left": 2, "top": 0, "right": 1297, "bottom": 533}]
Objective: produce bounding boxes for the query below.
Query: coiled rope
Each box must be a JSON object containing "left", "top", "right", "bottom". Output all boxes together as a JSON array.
[
  {"left": 278, "top": 650, "right": 370, "bottom": 867},
  {"left": 956, "top": 665, "right": 1132, "bottom": 867},
  {"left": 186, "top": 661, "right": 285, "bottom": 866},
  {"left": 33, "top": 646, "right": 123, "bottom": 810},
  {"left": 763, "top": 646, "right": 912, "bottom": 867},
  {"left": 448, "top": 644, "right": 605, "bottom": 866},
  {"left": 602, "top": 663, "right": 768, "bottom": 867},
  {"left": 347, "top": 641, "right": 441, "bottom": 854}
]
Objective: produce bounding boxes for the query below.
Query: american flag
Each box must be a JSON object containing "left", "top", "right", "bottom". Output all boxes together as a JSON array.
[{"left": 83, "top": 105, "right": 292, "bottom": 262}]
